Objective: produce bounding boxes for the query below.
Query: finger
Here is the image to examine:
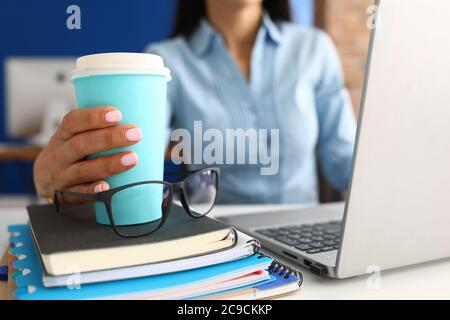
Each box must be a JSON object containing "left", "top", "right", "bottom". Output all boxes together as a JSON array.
[
  {"left": 63, "top": 125, "right": 142, "bottom": 163},
  {"left": 68, "top": 180, "right": 110, "bottom": 194},
  {"left": 60, "top": 181, "right": 110, "bottom": 204},
  {"left": 59, "top": 152, "right": 138, "bottom": 188},
  {"left": 59, "top": 107, "right": 122, "bottom": 140}
]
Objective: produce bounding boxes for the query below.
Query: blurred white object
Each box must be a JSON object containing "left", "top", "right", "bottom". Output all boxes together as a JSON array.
[
  {"left": 5, "top": 58, "right": 77, "bottom": 142},
  {"left": 29, "top": 100, "right": 72, "bottom": 146},
  {"left": 0, "top": 195, "right": 43, "bottom": 207}
]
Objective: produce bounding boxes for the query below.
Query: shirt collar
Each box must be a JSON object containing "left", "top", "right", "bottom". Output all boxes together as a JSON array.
[
  {"left": 188, "top": 11, "right": 282, "bottom": 57},
  {"left": 261, "top": 11, "right": 282, "bottom": 44},
  {"left": 188, "top": 19, "right": 217, "bottom": 57}
]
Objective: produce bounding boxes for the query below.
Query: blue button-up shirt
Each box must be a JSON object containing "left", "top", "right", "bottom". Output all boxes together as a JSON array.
[{"left": 147, "top": 14, "right": 356, "bottom": 204}]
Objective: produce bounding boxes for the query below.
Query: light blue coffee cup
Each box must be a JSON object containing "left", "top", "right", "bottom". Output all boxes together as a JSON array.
[{"left": 71, "top": 53, "right": 171, "bottom": 226}]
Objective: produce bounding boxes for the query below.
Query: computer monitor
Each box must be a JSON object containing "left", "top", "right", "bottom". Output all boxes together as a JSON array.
[{"left": 5, "top": 58, "right": 77, "bottom": 138}]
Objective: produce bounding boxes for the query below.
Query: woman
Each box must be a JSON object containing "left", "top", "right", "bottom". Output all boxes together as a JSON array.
[{"left": 34, "top": 0, "right": 356, "bottom": 204}]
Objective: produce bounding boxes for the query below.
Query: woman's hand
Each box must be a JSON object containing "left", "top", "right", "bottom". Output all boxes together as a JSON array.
[{"left": 34, "top": 106, "right": 142, "bottom": 200}]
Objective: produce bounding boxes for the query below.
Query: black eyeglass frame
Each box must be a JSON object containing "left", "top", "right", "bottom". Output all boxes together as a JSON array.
[{"left": 54, "top": 167, "right": 220, "bottom": 238}]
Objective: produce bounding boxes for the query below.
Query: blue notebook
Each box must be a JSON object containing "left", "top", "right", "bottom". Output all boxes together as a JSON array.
[{"left": 8, "top": 224, "right": 274, "bottom": 300}]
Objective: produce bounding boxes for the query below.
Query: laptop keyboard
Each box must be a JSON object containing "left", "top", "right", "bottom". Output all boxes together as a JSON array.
[{"left": 255, "top": 221, "right": 342, "bottom": 255}]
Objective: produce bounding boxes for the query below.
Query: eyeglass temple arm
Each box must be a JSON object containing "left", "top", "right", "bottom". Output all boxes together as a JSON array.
[{"left": 54, "top": 190, "right": 99, "bottom": 212}]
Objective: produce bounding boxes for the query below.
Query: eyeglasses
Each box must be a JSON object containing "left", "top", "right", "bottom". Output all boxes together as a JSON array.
[{"left": 54, "top": 168, "right": 220, "bottom": 238}]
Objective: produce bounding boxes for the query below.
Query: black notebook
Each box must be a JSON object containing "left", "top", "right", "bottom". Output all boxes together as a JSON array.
[{"left": 27, "top": 204, "right": 234, "bottom": 276}]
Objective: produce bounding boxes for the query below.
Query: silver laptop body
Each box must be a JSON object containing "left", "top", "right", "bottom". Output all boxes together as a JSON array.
[{"left": 219, "top": 0, "right": 450, "bottom": 279}]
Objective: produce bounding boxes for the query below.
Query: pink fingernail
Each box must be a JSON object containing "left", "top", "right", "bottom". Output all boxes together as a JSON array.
[
  {"left": 125, "top": 128, "right": 142, "bottom": 142},
  {"left": 121, "top": 153, "right": 138, "bottom": 167},
  {"left": 94, "top": 184, "right": 103, "bottom": 193},
  {"left": 94, "top": 183, "right": 109, "bottom": 193},
  {"left": 105, "top": 110, "right": 122, "bottom": 123},
  {"left": 94, "top": 182, "right": 109, "bottom": 193}
]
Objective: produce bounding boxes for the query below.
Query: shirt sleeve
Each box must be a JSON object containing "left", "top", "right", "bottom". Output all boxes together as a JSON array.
[
  {"left": 144, "top": 43, "right": 175, "bottom": 148},
  {"left": 314, "top": 31, "right": 357, "bottom": 192}
]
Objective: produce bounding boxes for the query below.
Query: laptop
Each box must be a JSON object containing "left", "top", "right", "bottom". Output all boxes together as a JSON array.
[{"left": 218, "top": 0, "right": 450, "bottom": 278}]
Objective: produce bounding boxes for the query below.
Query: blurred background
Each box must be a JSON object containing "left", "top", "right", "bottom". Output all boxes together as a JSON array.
[{"left": 0, "top": 0, "right": 371, "bottom": 198}]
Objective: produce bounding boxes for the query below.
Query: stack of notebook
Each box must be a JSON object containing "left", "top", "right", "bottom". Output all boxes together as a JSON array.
[{"left": 7, "top": 204, "right": 302, "bottom": 300}]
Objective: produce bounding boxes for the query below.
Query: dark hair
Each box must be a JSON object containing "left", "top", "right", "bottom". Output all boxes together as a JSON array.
[{"left": 171, "top": 0, "right": 292, "bottom": 38}]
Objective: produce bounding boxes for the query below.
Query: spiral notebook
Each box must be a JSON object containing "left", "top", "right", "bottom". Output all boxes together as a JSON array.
[
  {"left": 8, "top": 224, "right": 302, "bottom": 300},
  {"left": 202, "top": 268, "right": 302, "bottom": 300}
]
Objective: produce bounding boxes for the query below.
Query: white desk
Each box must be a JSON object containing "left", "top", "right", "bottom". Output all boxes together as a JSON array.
[{"left": 1, "top": 200, "right": 450, "bottom": 300}]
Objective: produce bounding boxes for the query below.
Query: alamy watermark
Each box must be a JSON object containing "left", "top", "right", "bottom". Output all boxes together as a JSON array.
[
  {"left": 170, "top": 121, "right": 280, "bottom": 176},
  {"left": 65, "top": 265, "right": 82, "bottom": 290},
  {"left": 366, "top": 265, "right": 382, "bottom": 291},
  {"left": 66, "top": 5, "right": 81, "bottom": 30},
  {"left": 367, "top": 4, "right": 381, "bottom": 30}
]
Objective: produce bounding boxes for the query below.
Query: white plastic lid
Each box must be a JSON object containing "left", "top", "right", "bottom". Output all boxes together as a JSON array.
[{"left": 71, "top": 52, "right": 171, "bottom": 81}]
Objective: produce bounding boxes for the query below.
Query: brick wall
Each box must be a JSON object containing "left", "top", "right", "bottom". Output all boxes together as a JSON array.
[{"left": 315, "top": 0, "right": 373, "bottom": 115}]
